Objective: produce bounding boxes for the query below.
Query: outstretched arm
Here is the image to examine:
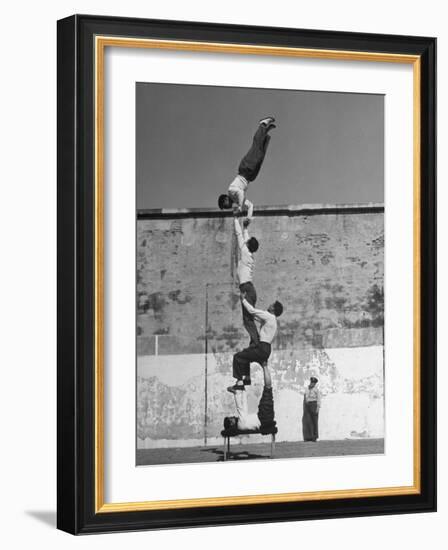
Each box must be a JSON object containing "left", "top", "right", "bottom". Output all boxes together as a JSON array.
[
  {"left": 242, "top": 221, "right": 250, "bottom": 242},
  {"left": 233, "top": 217, "right": 245, "bottom": 249},
  {"left": 244, "top": 199, "right": 254, "bottom": 221},
  {"left": 241, "top": 298, "right": 270, "bottom": 322}
]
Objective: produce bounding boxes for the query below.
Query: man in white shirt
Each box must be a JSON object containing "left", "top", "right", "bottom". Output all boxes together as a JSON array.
[
  {"left": 226, "top": 362, "right": 275, "bottom": 430},
  {"left": 302, "top": 376, "right": 321, "bottom": 442},
  {"left": 233, "top": 215, "right": 260, "bottom": 346},
  {"left": 232, "top": 293, "right": 284, "bottom": 387},
  {"left": 218, "top": 116, "right": 276, "bottom": 221}
]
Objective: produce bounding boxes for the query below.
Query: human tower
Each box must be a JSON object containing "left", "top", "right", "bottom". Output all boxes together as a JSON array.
[{"left": 218, "top": 117, "right": 284, "bottom": 432}]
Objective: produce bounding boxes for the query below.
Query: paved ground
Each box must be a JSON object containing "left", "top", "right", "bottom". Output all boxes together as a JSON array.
[{"left": 137, "top": 438, "right": 384, "bottom": 465}]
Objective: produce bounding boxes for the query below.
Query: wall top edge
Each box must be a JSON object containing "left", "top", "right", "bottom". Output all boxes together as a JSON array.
[{"left": 137, "top": 202, "right": 384, "bottom": 219}]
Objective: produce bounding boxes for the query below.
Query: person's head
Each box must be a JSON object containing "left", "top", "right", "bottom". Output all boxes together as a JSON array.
[
  {"left": 224, "top": 416, "right": 238, "bottom": 430},
  {"left": 268, "top": 300, "right": 284, "bottom": 317},
  {"left": 247, "top": 236, "right": 259, "bottom": 253},
  {"left": 309, "top": 376, "right": 318, "bottom": 387},
  {"left": 218, "top": 194, "right": 233, "bottom": 210}
]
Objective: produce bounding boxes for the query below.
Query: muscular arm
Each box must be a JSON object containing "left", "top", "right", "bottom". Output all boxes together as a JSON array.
[
  {"left": 244, "top": 199, "right": 254, "bottom": 220},
  {"left": 241, "top": 299, "right": 269, "bottom": 322},
  {"left": 233, "top": 217, "right": 246, "bottom": 249}
]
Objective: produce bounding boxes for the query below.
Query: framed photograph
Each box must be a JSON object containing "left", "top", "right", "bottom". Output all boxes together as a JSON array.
[{"left": 57, "top": 15, "right": 436, "bottom": 534}]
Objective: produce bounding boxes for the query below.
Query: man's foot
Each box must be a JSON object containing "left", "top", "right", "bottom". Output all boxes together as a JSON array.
[{"left": 259, "top": 116, "right": 275, "bottom": 126}]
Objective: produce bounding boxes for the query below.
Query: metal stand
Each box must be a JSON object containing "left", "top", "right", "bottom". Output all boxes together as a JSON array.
[{"left": 222, "top": 433, "right": 276, "bottom": 461}]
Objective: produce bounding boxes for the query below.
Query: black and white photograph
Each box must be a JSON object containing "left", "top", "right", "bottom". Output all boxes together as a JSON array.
[
  {"left": 135, "top": 82, "right": 385, "bottom": 466},
  {"left": 0, "top": 0, "right": 441, "bottom": 542}
]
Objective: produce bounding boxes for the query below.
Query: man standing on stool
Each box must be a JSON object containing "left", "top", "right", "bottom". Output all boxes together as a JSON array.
[
  {"left": 218, "top": 116, "right": 276, "bottom": 221},
  {"left": 232, "top": 292, "right": 283, "bottom": 387},
  {"left": 233, "top": 215, "right": 260, "bottom": 347}
]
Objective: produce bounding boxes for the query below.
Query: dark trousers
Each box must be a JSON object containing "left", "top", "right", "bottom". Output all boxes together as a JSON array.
[
  {"left": 239, "top": 282, "right": 259, "bottom": 346},
  {"left": 302, "top": 401, "right": 319, "bottom": 441},
  {"left": 238, "top": 124, "right": 271, "bottom": 182},
  {"left": 233, "top": 342, "right": 271, "bottom": 383},
  {"left": 257, "top": 386, "right": 275, "bottom": 426}
]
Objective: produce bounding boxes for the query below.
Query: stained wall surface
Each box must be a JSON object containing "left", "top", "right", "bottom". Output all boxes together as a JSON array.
[{"left": 136, "top": 205, "right": 384, "bottom": 448}]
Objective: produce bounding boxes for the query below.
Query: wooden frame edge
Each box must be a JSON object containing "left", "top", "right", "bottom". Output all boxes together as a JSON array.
[{"left": 93, "top": 35, "right": 422, "bottom": 514}]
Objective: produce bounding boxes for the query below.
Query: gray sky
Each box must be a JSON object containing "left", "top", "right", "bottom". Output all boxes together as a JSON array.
[{"left": 136, "top": 83, "right": 383, "bottom": 210}]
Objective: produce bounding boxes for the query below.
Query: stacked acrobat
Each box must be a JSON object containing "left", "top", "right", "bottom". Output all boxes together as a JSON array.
[{"left": 218, "top": 117, "right": 284, "bottom": 437}]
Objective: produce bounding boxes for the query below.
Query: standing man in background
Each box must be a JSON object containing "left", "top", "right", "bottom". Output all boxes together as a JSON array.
[{"left": 302, "top": 376, "right": 321, "bottom": 442}]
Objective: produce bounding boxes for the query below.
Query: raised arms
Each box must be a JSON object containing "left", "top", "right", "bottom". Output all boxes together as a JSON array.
[
  {"left": 241, "top": 298, "right": 270, "bottom": 322},
  {"left": 244, "top": 199, "right": 254, "bottom": 221},
  {"left": 233, "top": 217, "right": 246, "bottom": 249}
]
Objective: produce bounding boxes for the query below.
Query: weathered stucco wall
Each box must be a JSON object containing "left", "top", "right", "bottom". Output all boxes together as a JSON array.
[{"left": 136, "top": 204, "right": 384, "bottom": 447}]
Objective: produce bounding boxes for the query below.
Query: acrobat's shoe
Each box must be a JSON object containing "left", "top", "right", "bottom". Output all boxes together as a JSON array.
[{"left": 259, "top": 116, "right": 276, "bottom": 127}]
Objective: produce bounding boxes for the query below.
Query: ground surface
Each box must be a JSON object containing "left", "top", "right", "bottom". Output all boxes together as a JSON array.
[{"left": 137, "top": 438, "right": 384, "bottom": 465}]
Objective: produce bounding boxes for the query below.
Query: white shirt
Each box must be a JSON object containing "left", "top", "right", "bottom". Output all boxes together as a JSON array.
[
  {"left": 228, "top": 175, "right": 254, "bottom": 220},
  {"left": 234, "top": 389, "right": 260, "bottom": 431},
  {"left": 304, "top": 386, "right": 321, "bottom": 407},
  {"left": 242, "top": 299, "right": 278, "bottom": 344},
  {"left": 234, "top": 218, "right": 254, "bottom": 284}
]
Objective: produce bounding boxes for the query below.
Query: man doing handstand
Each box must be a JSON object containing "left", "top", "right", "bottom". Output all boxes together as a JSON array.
[
  {"left": 233, "top": 215, "right": 259, "bottom": 346},
  {"left": 218, "top": 117, "right": 276, "bottom": 221},
  {"left": 227, "top": 362, "right": 275, "bottom": 431},
  {"left": 232, "top": 293, "right": 283, "bottom": 387}
]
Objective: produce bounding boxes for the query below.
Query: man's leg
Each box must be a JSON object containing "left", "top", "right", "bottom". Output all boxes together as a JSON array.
[
  {"left": 240, "top": 282, "right": 259, "bottom": 346},
  {"left": 232, "top": 343, "right": 269, "bottom": 384},
  {"left": 309, "top": 402, "right": 319, "bottom": 441},
  {"left": 233, "top": 388, "right": 248, "bottom": 422},
  {"left": 238, "top": 124, "right": 273, "bottom": 182},
  {"left": 232, "top": 349, "right": 250, "bottom": 384},
  {"left": 257, "top": 364, "right": 275, "bottom": 426},
  {"left": 261, "top": 362, "right": 272, "bottom": 388}
]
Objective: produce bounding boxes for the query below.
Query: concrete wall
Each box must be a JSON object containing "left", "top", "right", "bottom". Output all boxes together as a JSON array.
[{"left": 136, "top": 204, "right": 384, "bottom": 447}]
